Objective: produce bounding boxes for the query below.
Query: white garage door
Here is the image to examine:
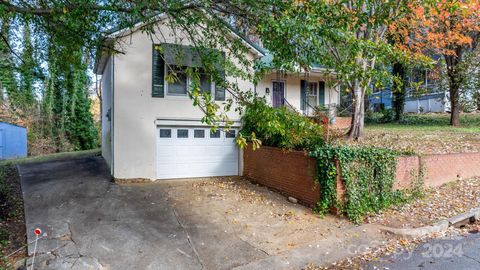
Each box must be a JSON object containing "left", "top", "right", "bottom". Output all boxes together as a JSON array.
[{"left": 156, "top": 126, "right": 239, "bottom": 179}]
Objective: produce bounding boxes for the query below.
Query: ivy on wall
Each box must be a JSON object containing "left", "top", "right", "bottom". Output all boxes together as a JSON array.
[{"left": 310, "top": 146, "right": 406, "bottom": 223}]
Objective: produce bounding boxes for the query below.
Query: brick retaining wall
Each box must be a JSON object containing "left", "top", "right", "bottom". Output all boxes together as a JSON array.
[
  {"left": 243, "top": 146, "right": 319, "bottom": 207},
  {"left": 332, "top": 117, "right": 351, "bottom": 129},
  {"left": 244, "top": 146, "right": 480, "bottom": 208},
  {"left": 396, "top": 152, "right": 480, "bottom": 188}
]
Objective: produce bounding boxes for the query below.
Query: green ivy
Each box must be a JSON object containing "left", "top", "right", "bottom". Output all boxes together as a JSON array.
[{"left": 310, "top": 145, "right": 406, "bottom": 223}]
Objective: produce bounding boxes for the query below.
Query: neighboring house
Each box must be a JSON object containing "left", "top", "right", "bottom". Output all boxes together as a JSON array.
[
  {"left": 368, "top": 89, "right": 393, "bottom": 112},
  {"left": 0, "top": 122, "right": 27, "bottom": 160},
  {"left": 368, "top": 88, "right": 450, "bottom": 113},
  {"left": 94, "top": 16, "right": 340, "bottom": 180},
  {"left": 404, "top": 91, "right": 450, "bottom": 113}
]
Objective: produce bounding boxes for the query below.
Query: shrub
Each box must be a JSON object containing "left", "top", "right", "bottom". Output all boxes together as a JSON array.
[
  {"left": 240, "top": 98, "right": 325, "bottom": 150},
  {"left": 400, "top": 113, "right": 480, "bottom": 127},
  {"left": 365, "top": 108, "right": 395, "bottom": 123}
]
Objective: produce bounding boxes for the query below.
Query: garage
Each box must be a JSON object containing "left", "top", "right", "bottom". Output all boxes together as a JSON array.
[{"left": 156, "top": 126, "right": 239, "bottom": 179}]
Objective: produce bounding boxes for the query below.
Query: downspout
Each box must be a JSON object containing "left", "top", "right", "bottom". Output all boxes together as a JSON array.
[{"left": 111, "top": 55, "right": 115, "bottom": 177}]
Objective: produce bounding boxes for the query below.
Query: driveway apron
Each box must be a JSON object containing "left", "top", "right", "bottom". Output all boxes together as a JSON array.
[{"left": 19, "top": 156, "right": 265, "bottom": 270}]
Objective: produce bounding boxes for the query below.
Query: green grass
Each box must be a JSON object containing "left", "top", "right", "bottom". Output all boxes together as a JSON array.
[
  {"left": 0, "top": 148, "right": 101, "bottom": 166},
  {"left": 366, "top": 113, "right": 480, "bottom": 133}
]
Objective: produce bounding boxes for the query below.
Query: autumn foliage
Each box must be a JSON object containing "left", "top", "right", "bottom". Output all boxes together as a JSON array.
[{"left": 390, "top": 0, "right": 480, "bottom": 126}]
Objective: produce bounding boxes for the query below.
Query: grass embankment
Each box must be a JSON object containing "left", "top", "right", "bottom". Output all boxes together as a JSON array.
[{"left": 346, "top": 114, "right": 480, "bottom": 154}]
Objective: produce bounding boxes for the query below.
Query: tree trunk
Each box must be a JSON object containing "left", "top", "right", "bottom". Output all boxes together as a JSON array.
[
  {"left": 392, "top": 62, "right": 406, "bottom": 121},
  {"left": 449, "top": 82, "right": 461, "bottom": 126},
  {"left": 445, "top": 52, "right": 463, "bottom": 127},
  {"left": 348, "top": 81, "right": 365, "bottom": 140}
]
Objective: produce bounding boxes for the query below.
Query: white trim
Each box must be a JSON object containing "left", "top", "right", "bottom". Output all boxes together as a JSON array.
[
  {"left": 106, "top": 13, "right": 265, "bottom": 57},
  {"left": 155, "top": 118, "right": 241, "bottom": 128}
]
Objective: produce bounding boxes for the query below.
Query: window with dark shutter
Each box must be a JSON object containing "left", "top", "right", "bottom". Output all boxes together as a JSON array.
[
  {"left": 300, "top": 80, "right": 306, "bottom": 110},
  {"left": 319, "top": 81, "right": 325, "bottom": 105},
  {"left": 214, "top": 69, "right": 226, "bottom": 101},
  {"left": 152, "top": 45, "right": 165, "bottom": 97}
]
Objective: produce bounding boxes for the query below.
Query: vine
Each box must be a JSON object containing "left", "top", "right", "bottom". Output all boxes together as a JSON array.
[{"left": 310, "top": 145, "right": 406, "bottom": 223}]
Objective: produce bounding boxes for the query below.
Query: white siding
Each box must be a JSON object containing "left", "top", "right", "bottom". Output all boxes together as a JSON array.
[
  {"left": 101, "top": 57, "right": 113, "bottom": 169},
  {"left": 112, "top": 27, "right": 256, "bottom": 180},
  {"left": 256, "top": 73, "right": 339, "bottom": 111}
]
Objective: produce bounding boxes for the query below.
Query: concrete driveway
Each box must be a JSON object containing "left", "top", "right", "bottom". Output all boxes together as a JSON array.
[
  {"left": 19, "top": 156, "right": 386, "bottom": 270},
  {"left": 19, "top": 156, "right": 267, "bottom": 269}
]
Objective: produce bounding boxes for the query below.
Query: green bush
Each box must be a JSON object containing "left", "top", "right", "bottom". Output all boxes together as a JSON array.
[
  {"left": 365, "top": 108, "right": 395, "bottom": 123},
  {"left": 240, "top": 98, "right": 325, "bottom": 150},
  {"left": 399, "top": 113, "right": 480, "bottom": 127}
]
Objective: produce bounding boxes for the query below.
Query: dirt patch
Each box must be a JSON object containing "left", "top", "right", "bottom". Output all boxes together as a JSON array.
[
  {"left": 0, "top": 165, "right": 26, "bottom": 269},
  {"left": 366, "top": 177, "right": 480, "bottom": 228},
  {"left": 161, "top": 177, "right": 358, "bottom": 255}
]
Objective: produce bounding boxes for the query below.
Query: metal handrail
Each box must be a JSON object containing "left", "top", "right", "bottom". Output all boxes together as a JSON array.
[{"left": 282, "top": 97, "right": 297, "bottom": 112}]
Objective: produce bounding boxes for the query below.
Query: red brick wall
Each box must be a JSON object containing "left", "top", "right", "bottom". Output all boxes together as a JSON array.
[
  {"left": 332, "top": 117, "right": 351, "bottom": 129},
  {"left": 244, "top": 146, "right": 480, "bottom": 209},
  {"left": 395, "top": 156, "right": 421, "bottom": 189},
  {"left": 243, "top": 146, "right": 320, "bottom": 207},
  {"left": 397, "top": 152, "right": 480, "bottom": 188}
]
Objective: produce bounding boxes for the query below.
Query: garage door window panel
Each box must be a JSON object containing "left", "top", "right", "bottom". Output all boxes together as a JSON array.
[
  {"left": 177, "top": 129, "right": 189, "bottom": 138},
  {"left": 225, "top": 130, "right": 236, "bottom": 138},
  {"left": 194, "top": 129, "right": 205, "bottom": 138},
  {"left": 160, "top": 129, "right": 172, "bottom": 138},
  {"left": 210, "top": 130, "right": 220, "bottom": 138}
]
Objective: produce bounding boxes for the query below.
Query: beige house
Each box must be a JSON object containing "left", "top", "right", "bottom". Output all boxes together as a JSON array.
[{"left": 94, "top": 16, "right": 340, "bottom": 180}]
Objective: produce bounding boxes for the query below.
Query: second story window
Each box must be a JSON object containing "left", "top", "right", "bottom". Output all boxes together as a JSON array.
[
  {"left": 154, "top": 43, "right": 225, "bottom": 100},
  {"left": 166, "top": 65, "right": 188, "bottom": 96},
  {"left": 166, "top": 66, "right": 213, "bottom": 96}
]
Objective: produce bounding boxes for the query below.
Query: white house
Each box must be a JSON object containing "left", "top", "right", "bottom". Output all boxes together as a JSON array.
[{"left": 94, "top": 16, "right": 340, "bottom": 180}]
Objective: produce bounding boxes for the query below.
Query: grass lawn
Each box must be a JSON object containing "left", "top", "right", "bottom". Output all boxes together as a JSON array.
[{"left": 339, "top": 113, "right": 480, "bottom": 155}]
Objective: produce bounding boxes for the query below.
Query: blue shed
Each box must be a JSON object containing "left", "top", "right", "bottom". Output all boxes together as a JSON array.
[{"left": 0, "top": 122, "right": 28, "bottom": 160}]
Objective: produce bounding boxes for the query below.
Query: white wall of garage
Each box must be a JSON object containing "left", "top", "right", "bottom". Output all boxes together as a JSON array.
[{"left": 110, "top": 21, "right": 257, "bottom": 180}]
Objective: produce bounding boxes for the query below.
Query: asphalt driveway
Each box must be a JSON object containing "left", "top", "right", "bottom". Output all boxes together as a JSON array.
[{"left": 19, "top": 156, "right": 386, "bottom": 270}]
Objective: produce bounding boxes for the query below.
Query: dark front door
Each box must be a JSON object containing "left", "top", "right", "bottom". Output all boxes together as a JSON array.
[{"left": 272, "top": 81, "right": 285, "bottom": 108}]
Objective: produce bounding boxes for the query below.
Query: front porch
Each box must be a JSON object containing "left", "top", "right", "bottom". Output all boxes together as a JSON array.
[{"left": 256, "top": 70, "right": 341, "bottom": 117}]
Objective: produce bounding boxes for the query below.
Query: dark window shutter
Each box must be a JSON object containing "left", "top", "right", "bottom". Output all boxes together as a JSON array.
[
  {"left": 300, "top": 80, "right": 306, "bottom": 110},
  {"left": 215, "top": 69, "right": 226, "bottom": 101},
  {"left": 319, "top": 81, "right": 325, "bottom": 105},
  {"left": 214, "top": 52, "right": 226, "bottom": 101},
  {"left": 152, "top": 45, "right": 165, "bottom": 98}
]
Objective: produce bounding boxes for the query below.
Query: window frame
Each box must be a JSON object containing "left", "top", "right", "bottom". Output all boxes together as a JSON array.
[
  {"left": 165, "top": 64, "right": 216, "bottom": 97},
  {"left": 307, "top": 82, "right": 319, "bottom": 106}
]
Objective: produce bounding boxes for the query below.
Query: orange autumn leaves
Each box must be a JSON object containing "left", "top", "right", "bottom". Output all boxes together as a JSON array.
[{"left": 390, "top": 0, "right": 480, "bottom": 57}]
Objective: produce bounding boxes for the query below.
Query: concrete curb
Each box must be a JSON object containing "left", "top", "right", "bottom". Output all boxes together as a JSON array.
[{"left": 380, "top": 207, "right": 480, "bottom": 237}]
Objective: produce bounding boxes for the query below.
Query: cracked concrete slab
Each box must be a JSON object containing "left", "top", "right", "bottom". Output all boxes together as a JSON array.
[
  {"left": 19, "top": 156, "right": 388, "bottom": 270},
  {"left": 19, "top": 157, "right": 268, "bottom": 270}
]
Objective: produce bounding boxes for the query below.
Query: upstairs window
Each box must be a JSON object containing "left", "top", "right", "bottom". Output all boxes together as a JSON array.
[
  {"left": 154, "top": 43, "right": 225, "bottom": 100},
  {"left": 166, "top": 65, "right": 188, "bottom": 96}
]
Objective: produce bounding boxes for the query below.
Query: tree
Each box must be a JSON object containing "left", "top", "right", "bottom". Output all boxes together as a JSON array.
[
  {"left": 258, "top": 0, "right": 413, "bottom": 139},
  {"left": 18, "top": 25, "right": 37, "bottom": 109},
  {"left": 0, "top": 17, "right": 18, "bottom": 112},
  {"left": 391, "top": 0, "right": 480, "bottom": 126},
  {"left": 65, "top": 57, "right": 98, "bottom": 150},
  {"left": 392, "top": 63, "right": 406, "bottom": 121},
  {"left": 0, "top": 0, "right": 276, "bottom": 132}
]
